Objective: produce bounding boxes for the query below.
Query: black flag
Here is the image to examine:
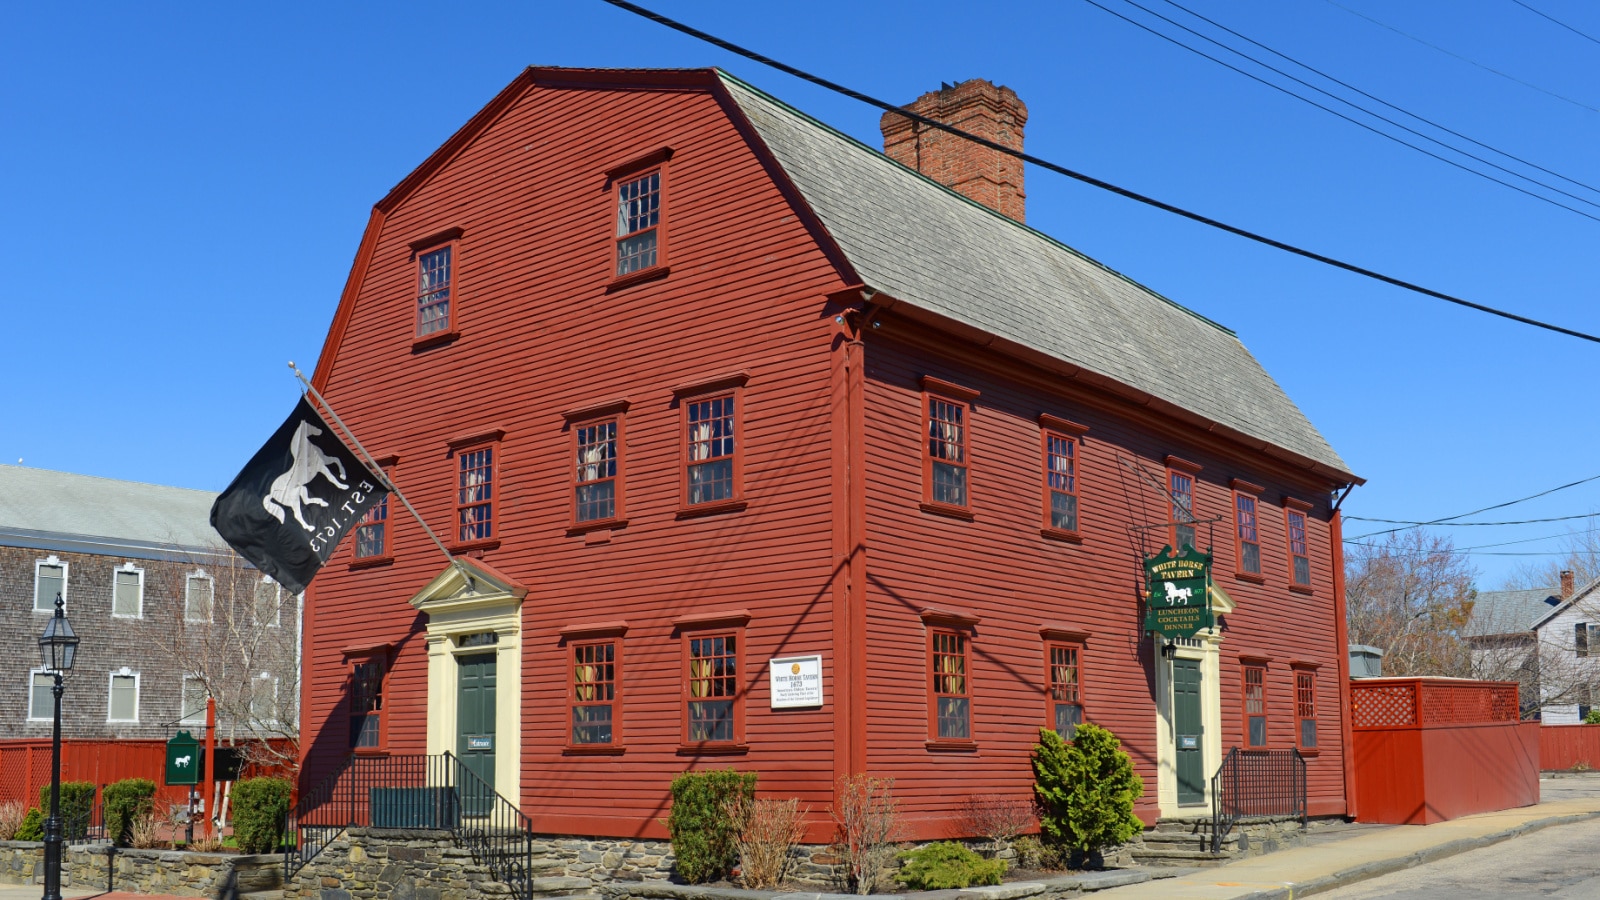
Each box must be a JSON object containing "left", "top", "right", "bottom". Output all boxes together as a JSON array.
[{"left": 210, "top": 397, "right": 388, "bottom": 594}]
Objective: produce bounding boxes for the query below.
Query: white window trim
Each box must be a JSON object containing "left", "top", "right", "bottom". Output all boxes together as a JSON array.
[
  {"left": 180, "top": 675, "right": 208, "bottom": 727},
  {"left": 256, "top": 577, "right": 282, "bottom": 628},
  {"left": 185, "top": 570, "right": 215, "bottom": 623},
  {"left": 34, "top": 556, "right": 69, "bottom": 614},
  {"left": 28, "top": 668, "right": 56, "bottom": 721},
  {"left": 112, "top": 562, "right": 145, "bottom": 619},
  {"left": 252, "top": 673, "right": 281, "bottom": 725},
  {"left": 107, "top": 667, "right": 140, "bottom": 723}
]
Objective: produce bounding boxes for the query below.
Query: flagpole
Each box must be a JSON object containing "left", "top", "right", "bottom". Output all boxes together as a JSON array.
[{"left": 288, "top": 362, "right": 478, "bottom": 591}]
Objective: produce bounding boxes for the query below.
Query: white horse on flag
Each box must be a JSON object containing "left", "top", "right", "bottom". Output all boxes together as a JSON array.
[{"left": 263, "top": 420, "right": 349, "bottom": 531}]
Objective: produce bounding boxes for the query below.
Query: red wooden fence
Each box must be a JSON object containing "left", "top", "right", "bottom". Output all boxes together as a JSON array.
[
  {"left": 1539, "top": 725, "right": 1600, "bottom": 771},
  {"left": 0, "top": 739, "right": 295, "bottom": 813},
  {"left": 1351, "top": 678, "right": 1539, "bottom": 825}
]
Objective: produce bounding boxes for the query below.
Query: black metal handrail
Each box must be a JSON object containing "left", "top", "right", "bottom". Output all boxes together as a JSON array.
[
  {"left": 283, "top": 753, "right": 533, "bottom": 900},
  {"left": 1210, "top": 747, "right": 1306, "bottom": 853}
]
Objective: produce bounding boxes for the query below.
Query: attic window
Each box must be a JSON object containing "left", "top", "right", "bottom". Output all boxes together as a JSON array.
[{"left": 615, "top": 171, "right": 662, "bottom": 277}]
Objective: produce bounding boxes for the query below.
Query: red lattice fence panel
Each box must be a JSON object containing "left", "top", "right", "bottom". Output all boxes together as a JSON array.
[{"left": 1351, "top": 682, "right": 1417, "bottom": 728}]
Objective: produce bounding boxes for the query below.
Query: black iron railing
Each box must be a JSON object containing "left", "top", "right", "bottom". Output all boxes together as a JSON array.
[
  {"left": 1210, "top": 747, "right": 1306, "bottom": 853},
  {"left": 284, "top": 754, "right": 533, "bottom": 900}
]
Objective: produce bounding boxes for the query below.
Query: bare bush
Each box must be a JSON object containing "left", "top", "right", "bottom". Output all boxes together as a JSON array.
[
  {"left": 959, "top": 794, "right": 1035, "bottom": 857},
  {"left": 187, "top": 831, "right": 225, "bottom": 853},
  {"left": 724, "top": 797, "right": 808, "bottom": 889},
  {"left": 0, "top": 802, "right": 26, "bottom": 841},
  {"left": 832, "top": 775, "right": 901, "bottom": 895},
  {"left": 129, "top": 813, "right": 164, "bottom": 849}
]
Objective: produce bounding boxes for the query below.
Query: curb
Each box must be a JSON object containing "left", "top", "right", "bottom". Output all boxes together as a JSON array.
[{"left": 1223, "top": 809, "right": 1600, "bottom": 899}]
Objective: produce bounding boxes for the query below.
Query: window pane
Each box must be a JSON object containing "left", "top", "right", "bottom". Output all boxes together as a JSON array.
[
  {"left": 615, "top": 231, "right": 658, "bottom": 276},
  {"left": 572, "top": 706, "right": 614, "bottom": 745},
  {"left": 937, "top": 697, "right": 970, "bottom": 740},
  {"left": 355, "top": 495, "right": 388, "bottom": 558},
  {"left": 113, "top": 571, "right": 141, "bottom": 616},
  {"left": 458, "top": 448, "right": 494, "bottom": 541},
  {"left": 1293, "top": 556, "right": 1312, "bottom": 586},
  {"left": 36, "top": 565, "right": 63, "bottom": 611},
  {"left": 110, "top": 676, "right": 137, "bottom": 721},
  {"left": 185, "top": 577, "right": 213, "bottom": 622},
  {"left": 575, "top": 481, "right": 616, "bottom": 523},
  {"left": 1300, "top": 718, "right": 1317, "bottom": 748},
  {"left": 181, "top": 680, "right": 207, "bottom": 725},
  {"left": 417, "top": 246, "right": 452, "bottom": 337},
  {"left": 1050, "top": 492, "right": 1078, "bottom": 532},
  {"left": 687, "top": 700, "right": 734, "bottom": 742},
  {"left": 31, "top": 674, "right": 54, "bottom": 719},
  {"left": 1054, "top": 702, "right": 1082, "bottom": 740},
  {"left": 572, "top": 643, "right": 616, "bottom": 744},
  {"left": 1170, "top": 473, "right": 1194, "bottom": 549},
  {"left": 1249, "top": 715, "right": 1266, "bottom": 747},
  {"left": 615, "top": 173, "right": 661, "bottom": 276},
  {"left": 1175, "top": 523, "right": 1196, "bottom": 552},
  {"left": 1241, "top": 541, "right": 1261, "bottom": 574},
  {"left": 687, "top": 634, "right": 736, "bottom": 742},
  {"left": 932, "top": 462, "right": 967, "bottom": 507}
]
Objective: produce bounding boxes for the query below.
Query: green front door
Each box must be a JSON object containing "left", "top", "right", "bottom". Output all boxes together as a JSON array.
[
  {"left": 1173, "top": 658, "right": 1205, "bottom": 805},
  {"left": 457, "top": 652, "right": 497, "bottom": 816}
]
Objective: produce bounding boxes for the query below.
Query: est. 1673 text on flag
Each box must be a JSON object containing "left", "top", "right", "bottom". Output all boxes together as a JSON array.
[{"left": 209, "top": 396, "right": 388, "bottom": 595}]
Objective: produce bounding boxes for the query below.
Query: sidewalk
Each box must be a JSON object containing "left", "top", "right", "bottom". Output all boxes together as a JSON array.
[{"left": 1098, "top": 787, "right": 1600, "bottom": 900}]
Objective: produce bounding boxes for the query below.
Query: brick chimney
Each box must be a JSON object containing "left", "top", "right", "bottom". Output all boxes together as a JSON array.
[
  {"left": 881, "top": 79, "right": 1028, "bottom": 222},
  {"left": 1562, "top": 569, "right": 1576, "bottom": 600}
]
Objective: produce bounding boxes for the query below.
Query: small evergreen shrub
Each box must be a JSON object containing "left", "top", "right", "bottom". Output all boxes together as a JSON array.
[
  {"left": 233, "top": 777, "right": 293, "bottom": 854},
  {"left": 15, "top": 807, "right": 44, "bottom": 842},
  {"left": 894, "top": 842, "right": 1005, "bottom": 889},
  {"left": 39, "top": 781, "right": 95, "bottom": 842},
  {"left": 103, "top": 778, "right": 156, "bottom": 846},
  {"left": 1032, "top": 725, "right": 1144, "bottom": 861},
  {"left": 667, "top": 768, "right": 758, "bottom": 884},
  {"left": 1584, "top": 709, "right": 1600, "bottom": 725}
]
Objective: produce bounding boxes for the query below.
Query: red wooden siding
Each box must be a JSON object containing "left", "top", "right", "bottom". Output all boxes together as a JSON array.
[{"left": 303, "top": 74, "right": 853, "bottom": 839}]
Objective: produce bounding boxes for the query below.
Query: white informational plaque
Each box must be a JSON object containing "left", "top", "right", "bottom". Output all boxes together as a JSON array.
[{"left": 769, "top": 654, "right": 824, "bottom": 709}]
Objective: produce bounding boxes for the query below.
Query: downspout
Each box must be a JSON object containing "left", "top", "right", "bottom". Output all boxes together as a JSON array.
[{"left": 1330, "top": 483, "right": 1357, "bottom": 820}]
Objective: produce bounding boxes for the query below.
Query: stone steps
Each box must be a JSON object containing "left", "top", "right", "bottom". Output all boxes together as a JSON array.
[
  {"left": 239, "top": 892, "right": 285, "bottom": 900},
  {"left": 1130, "top": 847, "right": 1236, "bottom": 868},
  {"left": 529, "top": 875, "right": 595, "bottom": 898}
]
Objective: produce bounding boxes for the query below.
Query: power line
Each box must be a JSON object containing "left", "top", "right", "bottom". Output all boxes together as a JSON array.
[
  {"left": 598, "top": 0, "right": 1600, "bottom": 346},
  {"left": 1323, "top": 0, "right": 1600, "bottom": 113},
  {"left": 1346, "top": 512, "right": 1600, "bottom": 527},
  {"left": 1088, "top": 0, "right": 1600, "bottom": 222},
  {"left": 1510, "top": 0, "right": 1600, "bottom": 47},
  {"left": 1346, "top": 529, "right": 1578, "bottom": 553},
  {"left": 1155, "top": 0, "right": 1600, "bottom": 200},
  {"left": 1347, "top": 473, "right": 1600, "bottom": 540}
]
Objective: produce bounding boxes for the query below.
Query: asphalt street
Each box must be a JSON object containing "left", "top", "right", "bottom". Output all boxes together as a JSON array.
[{"left": 1312, "top": 811, "right": 1600, "bottom": 899}]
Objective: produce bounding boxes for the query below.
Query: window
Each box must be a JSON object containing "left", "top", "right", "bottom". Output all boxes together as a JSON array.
[
  {"left": 28, "top": 670, "right": 54, "bottom": 721},
  {"left": 181, "top": 677, "right": 208, "bottom": 727},
  {"left": 1295, "top": 669, "right": 1317, "bottom": 750},
  {"left": 928, "top": 398, "right": 969, "bottom": 508},
  {"left": 355, "top": 493, "right": 388, "bottom": 558},
  {"left": 1581, "top": 684, "right": 1594, "bottom": 721},
  {"left": 571, "top": 641, "right": 618, "bottom": 745},
  {"left": 615, "top": 170, "right": 662, "bottom": 277},
  {"left": 1286, "top": 506, "right": 1312, "bottom": 587},
  {"left": 457, "top": 445, "right": 495, "bottom": 543},
  {"left": 252, "top": 674, "right": 279, "bottom": 724},
  {"left": 1047, "top": 642, "right": 1083, "bottom": 739},
  {"left": 112, "top": 565, "right": 143, "bottom": 618},
  {"left": 1243, "top": 664, "right": 1267, "bottom": 747},
  {"left": 255, "top": 579, "right": 281, "bottom": 627},
  {"left": 416, "top": 245, "right": 453, "bottom": 338},
  {"left": 685, "top": 395, "right": 736, "bottom": 507},
  {"left": 1169, "top": 470, "right": 1196, "bottom": 551},
  {"left": 108, "top": 670, "right": 139, "bottom": 722},
  {"left": 185, "top": 572, "right": 214, "bottom": 623},
  {"left": 34, "top": 558, "right": 66, "bottom": 612},
  {"left": 349, "top": 660, "right": 384, "bottom": 749},
  {"left": 575, "top": 419, "right": 620, "bottom": 524},
  {"left": 1044, "top": 435, "right": 1078, "bottom": 533},
  {"left": 1233, "top": 482, "right": 1262, "bottom": 576},
  {"left": 685, "top": 633, "right": 738, "bottom": 744},
  {"left": 931, "top": 630, "right": 972, "bottom": 740},
  {"left": 1578, "top": 623, "right": 1594, "bottom": 658}
]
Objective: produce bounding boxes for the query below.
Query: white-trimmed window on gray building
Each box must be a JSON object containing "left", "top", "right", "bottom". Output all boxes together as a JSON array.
[
  {"left": 34, "top": 557, "right": 67, "bottom": 613},
  {"left": 255, "top": 578, "right": 281, "bottom": 628},
  {"left": 108, "top": 669, "right": 139, "bottom": 723},
  {"left": 28, "top": 670, "right": 55, "bottom": 721},
  {"left": 180, "top": 676, "right": 208, "bottom": 727},
  {"left": 185, "top": 572, "right": 214, "bottom": 623},
  {"left": 112, "top": 564, "right": 144, "bottom": 618},
  {"left": 251, "top": 674, "right": 279, "bottom": 724}
]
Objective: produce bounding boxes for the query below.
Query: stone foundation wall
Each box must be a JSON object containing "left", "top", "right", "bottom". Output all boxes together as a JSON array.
[
  {"left": 283, "top": 828, "right": 517, "bottom": 900},
  {"left": 0, "top": 840, "right": 281, "bottom": 896}
]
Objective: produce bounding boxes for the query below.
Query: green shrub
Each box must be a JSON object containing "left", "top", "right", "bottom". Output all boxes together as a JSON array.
[
  {"left": 1584, "top": 709, "right": 1600, "bottom": 725},
  {"left": 667, "top": 768, "right": 758, "bottom": 883},
  {"left": 1011, "top": 835, "right": 1067, "bottom": 870},
  {"left": 38, "top": 781, "right": 95, "bottom": 842},
  {"left": 894, "top": 842, "right": 1005, "bottom": 889},
  {"left": 1032, "top": 725, "right": 1144, "bottom": 860},
  {"left": 103, "top": 778, "right": 156, "bottom": 846},
  {"left": 233, "top": 777, "right": 293, "bottom": 854},
  {"left": 14, "top": 807, "right": 43, "bottom": 842}
]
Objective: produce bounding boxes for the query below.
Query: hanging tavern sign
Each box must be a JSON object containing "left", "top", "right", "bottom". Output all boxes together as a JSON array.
[{"left": 1144, "top": 545, "right": 1214, "bottom": 640}]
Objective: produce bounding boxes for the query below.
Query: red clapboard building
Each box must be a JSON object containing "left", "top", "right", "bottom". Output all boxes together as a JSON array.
[{"left": 300, "top": 67, "right": 1362, "bottom": 841}]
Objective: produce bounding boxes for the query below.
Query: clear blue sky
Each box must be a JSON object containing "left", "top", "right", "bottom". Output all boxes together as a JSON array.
[{"left": 4, "top": 1, "right": 1596, "bottom": 587}]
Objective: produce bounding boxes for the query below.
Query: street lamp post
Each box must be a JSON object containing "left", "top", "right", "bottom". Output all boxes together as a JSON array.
[{"left": 37, "top": 593, "right": 79, "bottom": 900}]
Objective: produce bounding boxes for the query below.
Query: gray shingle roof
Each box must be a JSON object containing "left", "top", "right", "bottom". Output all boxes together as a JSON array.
[
  {"left": 719, "top": 72, "right": 1351, "bottom": 476},
  {"left": 0, "top": 464, "right": 224, "bottom": 556},
  {"left": 1465, "top": 586, "right": 1561, "bottom": 637}
]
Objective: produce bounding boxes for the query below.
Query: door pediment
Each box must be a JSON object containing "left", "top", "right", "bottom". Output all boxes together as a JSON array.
[{"left": 408, "top": 557, "right": 528, "bottom": 619}]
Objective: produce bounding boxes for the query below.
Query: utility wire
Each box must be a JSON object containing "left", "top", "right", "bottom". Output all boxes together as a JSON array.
[
  {"left": 1510, "top": 0, "right": 1600, "bottom": 47},
  {"left": 1323, "top": 0, "right": 1600, "bottom": 113},
  {"left": 598, "top": 0, "right": 1600, "bottom": 345},
  {"left": 1348, "top": 473, "right": 1600, "bottom": 541},
  {"left": 1346, "top": 511, "right": 1600, "bottom": 527},
  {"left": 1346, "top": 529, "right": 1579, "bottom": 553},
  {"left": 1156, "top": 0, "right": 1600, "bottom": 199},
  {"left": 1089, "top": 0, "right": 1600, "bottom": 221}
]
